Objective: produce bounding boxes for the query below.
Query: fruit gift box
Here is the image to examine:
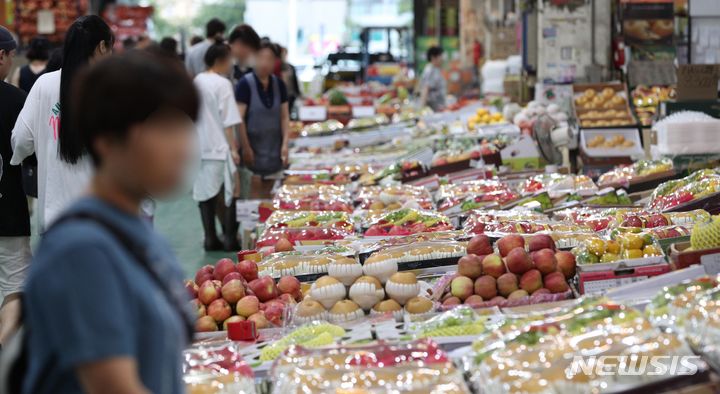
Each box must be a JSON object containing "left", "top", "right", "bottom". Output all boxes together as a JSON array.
[
  {"left": 272, "top": 184, "right": 353, "bottom": 212},
  {"left": 573, "top": 83, "right": 637, "bottom": 128},
  {"left": 183, "top": 344, "right": 256, "bottom": 394},
  {"left": 257, "top": 252, "right": 357, "bottom": 278},
  {"left": 521, "top": 173, "right": 598, "bottom": 198},
  {"left": 436, "top": 179, "right": 518, "bottom": 212},
  {"left": 363, "top": 240, "right": 468, "bottom": 271},
  {"left": 644, "top": 276, "right": 719, "bottom": 331},
  {"left": 570, "top": 233, "right": 665, "bottom": 271},
  {"left": 264, "top": 210, "right": 354, "bottom": 231},
  {"left": 464, "top": 303, "right": 699, "bottom": 394},
  {"left": 612, "top": 209, "right": 709, "bottom": 229},
  {"left": 269, "top": 339, "right": 471, "bottom": 394},
  {"left": 256, "top": 226, "right": 354, "bottom": 248},
  {"left": 553, "top": 207, "right": 647, "bottom": 231},
  {"left": 363, "top": 208, "right": 454, "bottom": 237},
  {"left": 355, "top": 184, "right": 434, "bottom": 211},
  {"left": 648, "top": 169, "right": 720, "bottom": 212},
  {"left": 597, "top": 159, "right": 674, "bottom": 188},
  {"left": 462, "top": 209, "right": 549, "bottom": 235},
  {"left": 407, "top": 305, "right": 504, "bottom": 339}
]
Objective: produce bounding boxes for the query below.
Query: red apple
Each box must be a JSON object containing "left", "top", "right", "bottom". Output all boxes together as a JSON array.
[
  {"left": 532, "top": 248, "right": 557, "bottom": 275},
  {"left": 474, "top": 275, "right": 498, "bottom": 300},
  {"left": 528, "top": 234, "right": 556, "bottom": 252},
  {"left": 442, "top": 296, "right": 461, "bottom": 307},
  {"left": 277, "top": 276, "right": 301, "bottom": 295},
  {"left": 458, "top": 254, "right": 484, "bottom": 279},
  {"left": 247, "top": 312, "right": 271, "bottom": 329},
  {"left": 278, "top": 293, "right": 297, "bottom": 305},
  {"left": 248, "top": 276, "right": 278, "bottom": 302},
  {"left": 237, "top": 260, "right": 259, "bottom": 282},
  {"left": 185, "top": 280, "right": 198, "bottom": 298},
  {"left": 497, "top": 273, "right": 519, "bottom": 297},
  {"left": 222, "top": 315, "right": 245, "bottom": 330},
  {"left": 236, "top": 295, "right": 260, "bottom": 317},
  {"left": 497, "top": 235, "right": 525, "bottom": 257},
  {"left": 519, "top": 269, "right": 543, "bottom": 294},
  {"left": 222, "top": 272, "right": 244, "bottom": 285},
  {"left": 482, "top": 254, "right": 507, "bottom": 278},
  {"left": 195, "top": 315, "right": 218, "bottom": 332},
  {"left": 275, "top": 238, "right": 294, "bottom": 252},
  {"left": 544, "top": 271, "right": 570, "bottom": 293},
  {"left": 214, "top": 258, "right": 237, "bottom": 281},
  {"left": 505, "top": 247, "right": 533, "bottom": 275},
  {"left": 450, "top": 276, "right": 474, "bottom": 301},
  {"left": 189, "top": 298, "right": 206, "bottom": 318},
  {"left": 198, "top": 280, "right": 221, "bottom": 305},
  {"left": 467, "top": 234, "right": 494, "bottom": 256},
  {"left": 221, "top": 279, "right": 246, "bottom": 304},
  {"left": 195, "top": 265, "right": 214, "bottom": 286},
  {"left": 464, "top": 294, "right": 484, "bottom": 307},
  {"left": 555, "top": 251, "right": 577, "bottom": 279},
  {"left": 207, "top": 299, "right": 232, "bottom": 323}
]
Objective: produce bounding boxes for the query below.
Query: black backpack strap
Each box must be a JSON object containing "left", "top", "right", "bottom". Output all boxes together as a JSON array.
[{"left": 48, "top": 212, "right": 194, "bottom": 342}]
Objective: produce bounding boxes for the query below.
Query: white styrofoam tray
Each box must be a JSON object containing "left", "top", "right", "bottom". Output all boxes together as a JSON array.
[{"left": 580, "top": 128, "right": 644, "bottom": 157}]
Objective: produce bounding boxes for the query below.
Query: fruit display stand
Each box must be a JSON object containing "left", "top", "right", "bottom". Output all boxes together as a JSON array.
[{"left": 183, "top": 90, "right": 720, "bottom": 393}]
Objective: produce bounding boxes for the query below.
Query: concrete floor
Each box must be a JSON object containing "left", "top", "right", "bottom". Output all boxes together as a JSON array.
[{"left": 155, "top": 194, "right": 235, "bottom": 278}]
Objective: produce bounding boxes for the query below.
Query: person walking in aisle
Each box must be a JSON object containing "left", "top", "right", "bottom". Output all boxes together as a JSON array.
[
  {"left": 185, "top": 18, "right": 226, "bottom": 77},
  {"left": 193, "top": 44, "right": 243, "bottom": 251},
  {"left": 22, "top": 50, "right": 196, "bottom": 394},
  {"left": 235, "top": 41, "right": 290, "bottom": 199},
  {"left": 280, "top": 46, "right": 302, "bottom": 113},
  {"left": 10, "top": 15, "right": 114, "bottom": 232},
  {"left": 10, "top": 36, "right": 49, "bottom": 93},
  {"left": 0, "top": 26, "right": 30, "bottom": 347},
  {"left": 228, "top": 24, "right": 261, "bottom": 84},
  {"left": 419, "top": 46, "right": 447, "bottom": 111}
]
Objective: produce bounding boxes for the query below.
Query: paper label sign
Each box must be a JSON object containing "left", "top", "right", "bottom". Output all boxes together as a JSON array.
[
  {"left": 701, "top": 253, "right": 720, "bottom": 276},
  {"left": 298, "top": 106, "right": 327, "bottom": 121},
  {"left": 676, "top": 64, "right": 720, "bottom": 101},
  {"left": 352, "top": 106, "right": 375, "bottom": 118}
]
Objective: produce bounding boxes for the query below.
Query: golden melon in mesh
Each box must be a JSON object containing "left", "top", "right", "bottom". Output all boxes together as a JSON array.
[{"left": 691, "top": 216, "right": 720, "bottom": 250}]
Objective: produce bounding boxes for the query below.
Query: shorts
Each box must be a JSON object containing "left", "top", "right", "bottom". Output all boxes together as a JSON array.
[{"left": 0, "top": 237, "right": 31, "bottom": 298}]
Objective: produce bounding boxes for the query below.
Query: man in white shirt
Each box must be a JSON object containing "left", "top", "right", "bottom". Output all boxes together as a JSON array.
[
  {"left": 185, "top": 18, "right": 226, "bottom": 77},
  {"left": 193, "top": 43, "right": 242, "bottom": 251}
]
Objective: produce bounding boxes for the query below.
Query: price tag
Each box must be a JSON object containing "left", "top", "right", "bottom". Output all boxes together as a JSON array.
[
  {"left": 701, "top": 253, "right": 720, "bottom": 276},
  {"left": 298, "top": 106, "right": 327, "bottom": 121},
  {"left": 676, "top": 64, "right": 720, "bottom": 101},
  {"left": 352, "top": 106, "right": 375, "bottom": 118}
]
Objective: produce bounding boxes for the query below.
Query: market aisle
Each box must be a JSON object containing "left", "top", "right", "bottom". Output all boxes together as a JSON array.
[{"left": 155, "top": 194, "right": 230, "bottom": 276}]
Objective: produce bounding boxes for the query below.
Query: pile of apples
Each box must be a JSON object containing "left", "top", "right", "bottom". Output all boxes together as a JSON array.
[
  {"left": 187, "top": 258, "right": 303, "bottom": 332},
  {"left": 440, "top": 234, "right": 577, "bottom": 307}
]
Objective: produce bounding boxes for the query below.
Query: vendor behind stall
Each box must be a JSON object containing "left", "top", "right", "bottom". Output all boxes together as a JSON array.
[
  {"left": 419, "top": 46, "right": 447, "bottom": 111},
  {"left": 235, "top": 41, "right": 290, "bottom": 199}
]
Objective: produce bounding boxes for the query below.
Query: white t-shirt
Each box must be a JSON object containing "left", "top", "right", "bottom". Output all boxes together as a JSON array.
[
  {"left": 10, "top": 70, "right": 93, "bottom": 231},
  {"left": 194, "top": 72, "right": 242, "bottom": 161}
]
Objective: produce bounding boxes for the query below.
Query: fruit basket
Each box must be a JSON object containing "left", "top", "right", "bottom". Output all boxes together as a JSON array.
[
  {"left": 597, "top": 159, "right": 675, "bottom": 189},
  {"left": 520, "top": 173, "right": 598, "bottom": 198},
  {"left": 257, "top": 252, "right": 357, "bottom": 279},
  {"left": 269, "top": 339, "right": 471, "bottom": 394},
  {"left": 570, "top": 233, "right": 665, "bottom": 272},
  {"left": 355, "top": 185, "right": 434, "bottom": 211},
  {"left": 363, "top": 241, "right": 468, "bottom": 271},
  {"left": 436, "top": 179, "right": 518, "bottom": 212},
  {"left": 573, "top": 83, "right": 638, "bottom": 128},
  {"left": 630, "top": 85, "right": 676, "bottom": 127},
  {"left": 256, "top": 226, "right": 354, "bottom": 248},
  {"left": 264, "top": 211, "right": 353, "bottom": 231},
  {"left": 363, "top": 208, "right": 454, "bottom": 237},
  {"left": 648, "top": 169, "right": 720, "bottom": 213},
  {"left": 580, "top": 129, "right": 644, "bottom": 158},
  {"left": 272, "top": 184, "right": 353, "bottom": 212},
  {"left": 183, "top": 344, "right": 256, "bottom": 394}
]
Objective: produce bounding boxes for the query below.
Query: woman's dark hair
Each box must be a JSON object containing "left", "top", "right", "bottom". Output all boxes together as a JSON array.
[
  {"left": 205, "top": 18, "right": 226, "bottom": 39},
  {"left": 26, "top": 36, "right": 49, "bottom": 61},
  {"left": 71, "top": 51, "right": 199, "bottom": 166},
  {"left": 190, "top": 35, "right": 203, "bottom": 46},
  {"left": 159, "top": 37, "right": 178, "bottom": 56},
  {"left": 228, "top": 24, "right": 261, "bottom": 51},
  {"left": 204, "top": 43, "right": 231, "bottom": 68},
  {"left": 259, "top": 41, "right": 280, "bottom": 58},
  {"left": 426, "top": 46, "right": 443, "bottom": 62},
  {"left": 45, "top": 48, "right": 63, "bottom": 73},
  {"left": 58, "top": 15, "right": 114, "bottom": 164}
]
